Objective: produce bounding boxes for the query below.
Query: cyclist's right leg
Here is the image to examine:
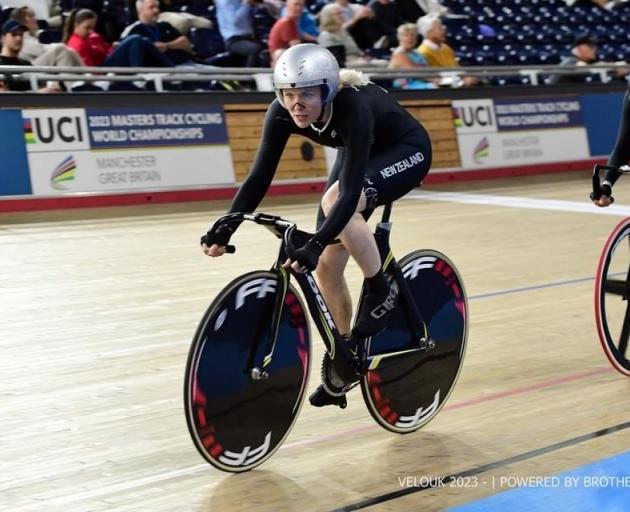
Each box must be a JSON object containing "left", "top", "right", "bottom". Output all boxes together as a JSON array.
[
  {"left": 310, "top": 244, "right": 354, "bottom": 408},
  {"left": 316, "top": 244, "right": 353, "bottom": 335}
]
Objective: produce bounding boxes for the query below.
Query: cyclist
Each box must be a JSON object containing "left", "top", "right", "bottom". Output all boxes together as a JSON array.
[
  {"left": 201, "top": 43, "right": 432, "bottom": 406},
  {"left": 594, "top": 83, "right": 630, "bottom": 207}
]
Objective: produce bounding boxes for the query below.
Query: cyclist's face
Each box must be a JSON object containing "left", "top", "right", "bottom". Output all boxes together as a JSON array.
[{"left": 282, "top": 86, "right": 323, "bottom": 128}]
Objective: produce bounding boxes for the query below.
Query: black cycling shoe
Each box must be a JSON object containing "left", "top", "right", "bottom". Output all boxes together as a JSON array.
[
  {"left": 309, "top": 385, "right": 347, "bottom": 409},
  {"left": 352, "top": 281, "right": 399, "bottom": 338}
]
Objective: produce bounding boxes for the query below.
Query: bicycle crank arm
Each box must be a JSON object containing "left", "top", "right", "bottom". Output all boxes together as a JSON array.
[{"left": 366, "top": 346, "right": 433, "bottom": 371}]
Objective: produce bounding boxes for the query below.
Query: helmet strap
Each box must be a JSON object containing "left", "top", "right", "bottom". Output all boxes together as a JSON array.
[{"left": 311, "top": 102, "right": 333, "bottom": 136}]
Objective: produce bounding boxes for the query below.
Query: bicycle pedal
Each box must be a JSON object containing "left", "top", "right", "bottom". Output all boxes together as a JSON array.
[{"left": 309, "top": 385, "right": 348, "bottom": 409}]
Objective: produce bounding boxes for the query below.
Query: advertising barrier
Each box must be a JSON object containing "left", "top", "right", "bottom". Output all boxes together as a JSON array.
[
  {"left": 22, "top": 106, "right": 235, "bottom": 196},
  {"left": 0, "top": 88, "right": 624, "bottom": 210},
  {"left": 452, "top": 97, "right": 591, "bottom": 169},
  {"left": 0, "top": 110, "right": 31, "bottom": 196}
]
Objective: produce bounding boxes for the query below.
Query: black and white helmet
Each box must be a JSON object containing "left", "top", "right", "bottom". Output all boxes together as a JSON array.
[{"left": 273, "top": 44, "right": 340, "bottom": 108}]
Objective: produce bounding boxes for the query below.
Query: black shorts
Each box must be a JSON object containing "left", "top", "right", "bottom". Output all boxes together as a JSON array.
[{"left": 317, "top": 127, "right": 432, "bottom": 227}]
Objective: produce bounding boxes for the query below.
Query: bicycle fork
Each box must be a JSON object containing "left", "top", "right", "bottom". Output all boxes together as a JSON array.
[{"left": 246, "top": 265, "right": 291, "bottom": 381}]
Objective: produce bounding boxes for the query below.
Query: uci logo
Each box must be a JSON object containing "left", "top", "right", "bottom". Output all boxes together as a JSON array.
[
  {"left": 453, "top": 100, "right": 496, "bottom": 134},
  {"left": 456, "top": 105, "right": 493, "bottom": 128},
  {"left": 23, "top": 109, "right": 90, "bottom": 153},
  {"left": 29, "top": 116, "right": 84, "bottom": 144}
]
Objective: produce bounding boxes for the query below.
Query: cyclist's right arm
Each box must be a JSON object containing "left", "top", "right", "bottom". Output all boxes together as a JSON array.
[
  {"left": 202, "top": 101, "right": 292, "bottom": 255},
  {"left": 596, "top": 87, "right": 630, "bottom": 207}
]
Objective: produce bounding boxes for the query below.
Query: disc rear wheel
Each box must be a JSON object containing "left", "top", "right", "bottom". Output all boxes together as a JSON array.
[{"left": 361, "top": 250, "right": 468, "bottom": 433}]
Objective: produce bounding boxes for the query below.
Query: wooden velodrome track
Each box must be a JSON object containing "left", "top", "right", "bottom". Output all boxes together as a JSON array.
[{"left": 1, "top": 171, "right": 629, "bottom": 511}]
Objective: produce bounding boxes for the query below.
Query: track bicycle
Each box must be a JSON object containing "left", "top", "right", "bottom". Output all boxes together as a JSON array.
[
  {"left": 592, "top": 164, "right": 630, "bottom": 376},
  {"left": 184, "top": 204, "right": 468, "bottom": 472}
]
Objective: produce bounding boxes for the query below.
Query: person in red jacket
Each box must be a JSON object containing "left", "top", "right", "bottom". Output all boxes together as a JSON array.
[
  {"left": 64, "top": 9, "right": 109, "bottom": 66},
  {"left": 63, "top": 8, "right": 173, "bottom": 68},
  {"left": 267, "top": 0, "right": 305, "bottom": 66}
]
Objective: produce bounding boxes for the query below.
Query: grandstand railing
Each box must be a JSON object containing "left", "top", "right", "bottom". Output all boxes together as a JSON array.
[{"left": 0, "top": 63, "right": 628, "bottom": 91}]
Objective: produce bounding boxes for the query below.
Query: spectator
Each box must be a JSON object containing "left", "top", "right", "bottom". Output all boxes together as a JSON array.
[
  {"left": 0, "top": 20, "right": 59, "bottom": 92},
  {"left": 215, "top": 0, "right": 264, "bottom": 67},
  {"left": 417, "top": 14, "right": 478, "bottom": 86},
  {"left": 335, "top": 0, "right": 380, "bottom": 50},
  {"left": 120, "top": 0, "right": 194, "bottom": 65},
  {"left": 280, "top": 3, "right": 319, "bottom": 42},
  {"left": 10, "top": 6, "right": 84, "bottom": 68},
  {"left": 318, "top": 4, "right": 363, "bottom": 64},
  {"left": 335, "top": 0, "right": 373, "bottom": 29},
  {"left": 389, "top": 22, "right": 435, "bottom": 89},
  {"left": 64, "top": 9, "right": 110, "bottom": 67},
  {"left": 318, "top": 4, "right": 386, "bottom": 67},
  {"left": 367, "top": 0, "right": 404, "bottom": 49},
  {"left": 64, "top": 8, "right": 174, "bottom": 68},
  {"left": 267, "top": 0, "right": 304, "bottom": 65},
  {"left": 548, "top": 34, "right": 628, "bottom": 84},
  {"left": 334, "top": 0, "right": 378, "bottom": 50}
]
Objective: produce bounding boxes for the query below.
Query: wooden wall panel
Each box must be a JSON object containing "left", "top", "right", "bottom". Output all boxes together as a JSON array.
[{"left": 224, "top": 98, "right": 460, "bottom": 182}]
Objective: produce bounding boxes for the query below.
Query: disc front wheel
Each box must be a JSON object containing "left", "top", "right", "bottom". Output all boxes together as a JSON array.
[{"left": 184, "top": 271, "right": 311, "bottom": 472}]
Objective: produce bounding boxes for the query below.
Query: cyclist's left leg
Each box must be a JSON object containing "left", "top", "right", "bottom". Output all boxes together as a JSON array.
[{"left": 325, "top": 133, "right": 432, "bottom": 337}]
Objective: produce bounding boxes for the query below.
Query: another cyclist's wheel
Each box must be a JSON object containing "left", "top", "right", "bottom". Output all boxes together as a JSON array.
[
  {"left": 595, "top": 218, "right": 630, "bottom": 376},
  {"left": 361, "top": 249, "right": 468, "bottom": 433},
  {"left": 184, "top": 271, "right": 311, "bottom": 472}
]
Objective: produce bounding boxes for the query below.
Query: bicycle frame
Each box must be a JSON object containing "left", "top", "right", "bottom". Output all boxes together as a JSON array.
[{"left": 209, "top": 208, "right": 431, "bottom": 383}]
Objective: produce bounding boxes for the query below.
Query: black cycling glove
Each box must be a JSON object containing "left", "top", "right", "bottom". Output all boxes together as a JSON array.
[
  {"left": 201, "top": 223, "right": 236, "bottom": 248},
  {"left": 294, "top": 239, "right": 325, "bottom": 271}
]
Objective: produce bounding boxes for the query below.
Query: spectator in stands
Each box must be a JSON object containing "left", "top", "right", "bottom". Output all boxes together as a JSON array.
[
  {"left": 280, "top": 3, "right": 319, "bottom": 43},
  {"left": 0, "top": 20, "right": 60, "bottom": 92},
  {"left": 389, "top": 22, "right": 435, "bottom": 89},
  {"left": 64, "top": 8, "right": 175, "bottom": 68},
  {"left": 215, "top": 0, "right": 264, "bottom": 67},
  {"left": 334, "top": 0, "right": 379, "bottom": 50},
  {"left": 548, "top": 34, "right": 628, "bottom": 84},
  {"left": 64, "top": 9, "right": 110, "bottom": 67},
  {"left": 318, "top": 4, "right": 364, "bottom": 65},
  {"left": 318, "top": 4, "right": 387, "bottom": 67},
  {"left": 367, "top": 0, "right": 404, "bottom": 50},
  {"left": 267, "top": 0, "right": 305, "bottom": 65},
  {"left": 10, "top": 6, "right": 84, "bottom": 68},
  {"left": 417, "top": 14, "right": 478, "bottom": 86},
  {"left": 120, "top": 0, "right": 194, "bottom": 65}
]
